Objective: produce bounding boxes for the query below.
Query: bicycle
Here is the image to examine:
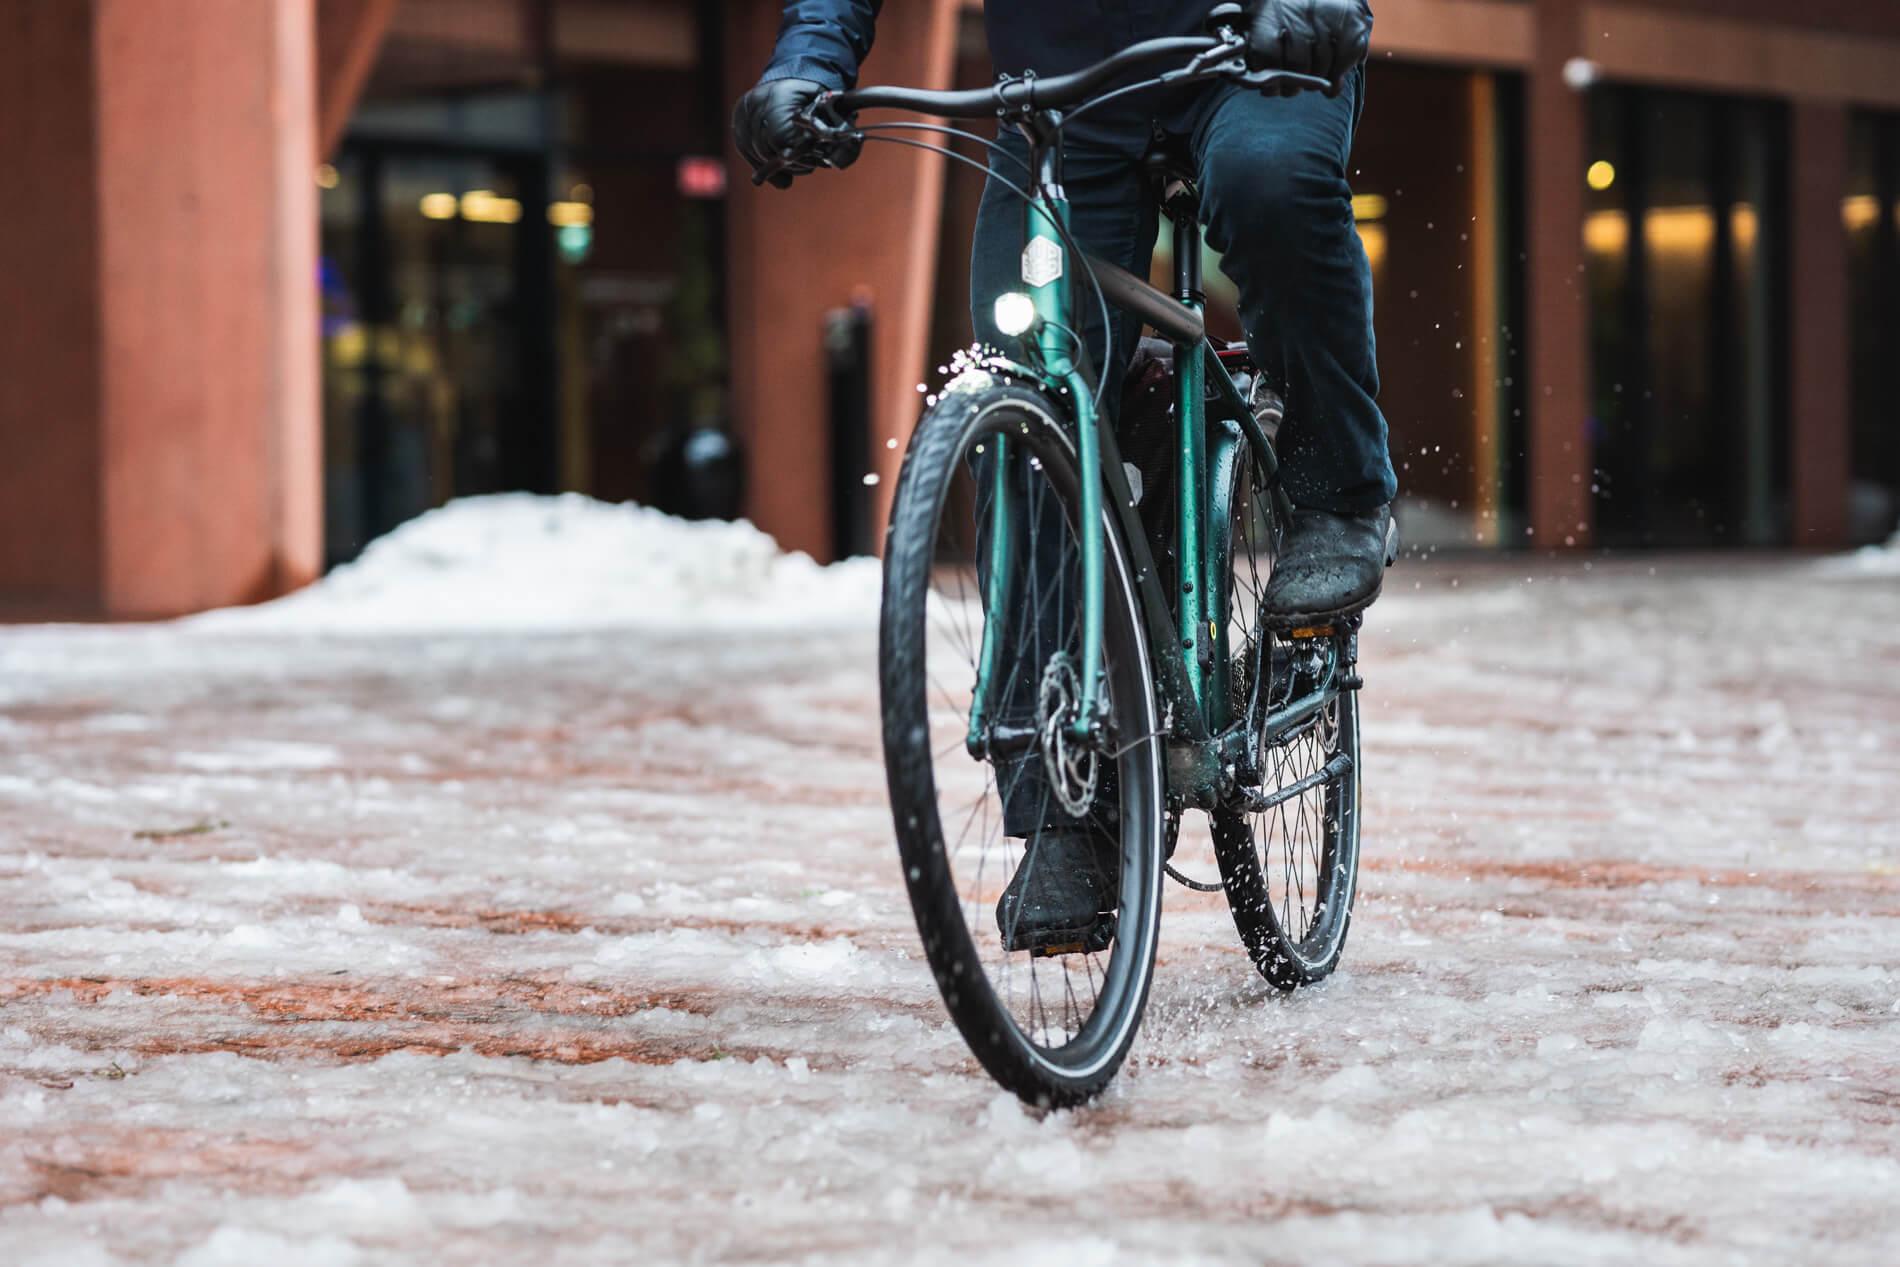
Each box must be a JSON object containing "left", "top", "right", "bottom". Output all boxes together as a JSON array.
[{"left": 764, "top": 11, "right": 1377, "bottom": 1106}]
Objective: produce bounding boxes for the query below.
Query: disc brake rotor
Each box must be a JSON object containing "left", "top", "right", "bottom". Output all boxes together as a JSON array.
[{"left": 1038, "top": 652, "right": 1099, "bottom": 819}]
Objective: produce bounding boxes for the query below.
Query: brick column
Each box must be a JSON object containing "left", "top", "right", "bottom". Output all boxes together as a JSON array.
[
  {"left": 1525, "top": 0, "right": 1593, "bottom": 548},
  {"left": 1789, "top": 100, "right": 1852, "bottom": 548},
  {"left": 0, "top": 0, "right": 321, "bottom": 619},
  {"left": 725, "top": 0, "right": 960, "bottom": 560}
]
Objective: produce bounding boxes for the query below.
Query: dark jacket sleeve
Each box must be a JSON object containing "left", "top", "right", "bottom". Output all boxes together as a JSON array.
[{"left": 759, "top": 0, "right": 883, "bottom": 91}]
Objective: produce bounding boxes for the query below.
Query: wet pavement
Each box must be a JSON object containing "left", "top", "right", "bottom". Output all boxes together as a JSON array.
[{"left": 2, "top": 554, "right": 1897, "bottom": 1265}]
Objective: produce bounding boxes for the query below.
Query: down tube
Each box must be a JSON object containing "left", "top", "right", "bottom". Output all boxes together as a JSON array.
[
  {"left": 1203, "top": 413, "right": 1245, "bottom": 731},
  {"left": 1175, "top": 325, "right": 1209, "bottom": 729}
]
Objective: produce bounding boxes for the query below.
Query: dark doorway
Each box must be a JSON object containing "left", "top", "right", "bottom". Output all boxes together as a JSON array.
[
  {"left": 316, "top": 5, "right": 732, "bottom": 568},
  {"left": 1848, "top": 111, "right": 1900, "bottom": 544},
  {"left": 320, "top": 142, "right": 559, "bottom": 564},
  {"left": 1585, "top": 87, "right": 1791, "bottom": 548}
]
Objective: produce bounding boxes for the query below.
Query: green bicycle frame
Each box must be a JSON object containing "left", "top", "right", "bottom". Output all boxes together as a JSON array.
[{"left": 966, "top": 122, "right": 1299, "bottom": 798}]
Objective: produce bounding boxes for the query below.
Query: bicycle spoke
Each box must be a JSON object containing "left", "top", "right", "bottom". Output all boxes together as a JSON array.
[{"left": 1216, "top": 432, "right": 1359, "bottom": 981}]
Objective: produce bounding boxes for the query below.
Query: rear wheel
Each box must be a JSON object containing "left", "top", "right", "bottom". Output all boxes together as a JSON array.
[
  {"left": 1210, "top": 442, "right": 1364, "bottom": 990},
  {"left": 879, "top": 376, "right": 1165, "bottom": 1106}
]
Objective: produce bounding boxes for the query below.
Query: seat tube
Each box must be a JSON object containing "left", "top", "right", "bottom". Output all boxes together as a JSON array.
[{"left": 1173, "top": 212, "right": 1210, "bottom": 727}]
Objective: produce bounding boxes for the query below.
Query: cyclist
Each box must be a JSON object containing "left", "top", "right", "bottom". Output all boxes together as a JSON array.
[{"left": 735, "top": 1, "right": 1397, "bottom": 950}]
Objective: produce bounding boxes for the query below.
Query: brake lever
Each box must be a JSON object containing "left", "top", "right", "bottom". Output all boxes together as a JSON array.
[
  {"left": 751, "top": 94, "right": 863, "bottom": 187},
  {"left": 1230, "top": 68, "right": 1338, "bottom": 95},
  {"left": 802, "top": 92, "right": 865, "bottom": 166},
  {"left": 1184, "top": 29, "right": 1248, "bottom": 79},
  {"left": 1190, "top": 28, "right": 1347, "bottom": 98},
  {"left": 805, "top": 92, "right": 859, "bottom": 141}
]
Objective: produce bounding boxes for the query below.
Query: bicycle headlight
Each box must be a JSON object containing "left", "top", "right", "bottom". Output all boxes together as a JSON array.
[{"left": 992, "top": 291, "right": 1038, "bottom": 338}]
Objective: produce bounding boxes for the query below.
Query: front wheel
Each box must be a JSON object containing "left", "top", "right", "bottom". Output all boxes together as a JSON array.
[{"left": 879, "top": 375, "right": 1165, "bottom": 1106}]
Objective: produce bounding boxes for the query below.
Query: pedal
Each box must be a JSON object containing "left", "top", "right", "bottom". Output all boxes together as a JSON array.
[{"left": 1026, "top": 915, "right": 1116, "bottom": 958}]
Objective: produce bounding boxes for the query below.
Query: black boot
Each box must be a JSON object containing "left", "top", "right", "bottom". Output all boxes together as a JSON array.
[
  {"left": 1262, "top": 504, "right": 1398, "bottom": 628},
  {"left": 995, "top": 829, "right": 1120, "bottom": 955}
]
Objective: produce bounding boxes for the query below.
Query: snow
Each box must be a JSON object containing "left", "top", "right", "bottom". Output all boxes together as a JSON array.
[
  {"left": 1818, "top": 528, "right": 1900, "bottom": 578},
  {"left": 1, "top": 503, "right": 1898, "bottom": 1263},
  {"left": 188, "top": 493, "right": 880, "bottom": 633}
]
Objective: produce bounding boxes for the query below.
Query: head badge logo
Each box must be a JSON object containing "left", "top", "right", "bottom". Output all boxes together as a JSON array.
[{"left": 1020, "top": 237, "right": 1064, "bottom": 289}]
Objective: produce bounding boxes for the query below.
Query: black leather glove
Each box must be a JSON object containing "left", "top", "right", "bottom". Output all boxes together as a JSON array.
[
  {"left": 1243, "top": 0, "right": 1373, "bottom": 91},
  {"left": 731, "top": 76, "right": 862, "bottom": 189}
]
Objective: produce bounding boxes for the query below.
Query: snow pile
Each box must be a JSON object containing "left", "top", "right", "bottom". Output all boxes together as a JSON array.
[
  {"left": 1818, "top": 527, "right": 1900, "bottom": 578},
  {"left": 190, "top": 494, "right": 881, "bottom": 633}
]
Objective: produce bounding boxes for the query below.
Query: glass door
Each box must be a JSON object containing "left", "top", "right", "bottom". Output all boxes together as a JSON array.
[
  {"left": 1585, "top": 88, "right": 1790, "bottom": 547},
  {"left": 319, "top": 145, "right": 555, "bottom": 564}
]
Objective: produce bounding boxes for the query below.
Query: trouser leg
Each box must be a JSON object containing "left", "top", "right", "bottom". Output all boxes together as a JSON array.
[
  {"left": 968, "top": 133, "right": 1155, "bottom": 835},
  {"left": 1191, "top": 69, "right": 1397, "bottom": 513}
]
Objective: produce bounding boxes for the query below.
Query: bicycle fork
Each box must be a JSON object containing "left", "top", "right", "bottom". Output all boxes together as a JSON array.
[{"left": 967, "top": 134, "right": 1105, "bottom": 754}]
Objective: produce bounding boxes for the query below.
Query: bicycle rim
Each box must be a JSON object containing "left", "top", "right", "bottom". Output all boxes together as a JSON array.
[{"left": 879, "top": 377, "right": 1164, "bottom": 1103}]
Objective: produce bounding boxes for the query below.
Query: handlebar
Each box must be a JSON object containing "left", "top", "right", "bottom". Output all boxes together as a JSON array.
[
  {"left": 751, "top": 32, "right": 1337, "bottom": 186},
  {"left": 833, "top": 35, "right": 1227, "bottom": 120}
]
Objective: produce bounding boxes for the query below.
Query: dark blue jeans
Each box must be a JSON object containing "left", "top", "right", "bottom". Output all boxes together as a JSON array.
[
  {"left": 971, "top": 71, "right": 1396, "bottom": 513},
  {"left": 970, "top": 74, "right": 1396, "bottom": 836}
]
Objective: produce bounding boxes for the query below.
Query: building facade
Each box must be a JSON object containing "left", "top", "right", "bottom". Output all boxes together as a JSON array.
[{"left": 2, "top": 0, "right": 1898, "bottom": 617}]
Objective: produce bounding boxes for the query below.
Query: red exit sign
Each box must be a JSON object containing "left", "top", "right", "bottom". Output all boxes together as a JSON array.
[{"left": 677, "top": 156, "right": 727, "bottom": 199}]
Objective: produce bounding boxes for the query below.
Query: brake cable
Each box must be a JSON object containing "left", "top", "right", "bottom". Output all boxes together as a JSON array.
[{"left": 852, "top": 130, "right": 1117, "bottom": 416}]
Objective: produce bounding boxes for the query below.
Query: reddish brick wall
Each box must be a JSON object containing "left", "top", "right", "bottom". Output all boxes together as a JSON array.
[{"left": 0, "top": 0, "right": 321, "bottom": 619}]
